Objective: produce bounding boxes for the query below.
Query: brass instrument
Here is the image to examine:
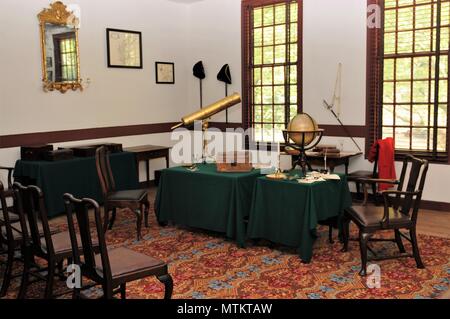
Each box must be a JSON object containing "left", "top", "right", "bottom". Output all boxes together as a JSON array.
[
  {"left": 171, "top": 93, "right": 241, "bottom": 130},
  {"left": 171, "top": 93, "right": 241, "bottom": 163}
]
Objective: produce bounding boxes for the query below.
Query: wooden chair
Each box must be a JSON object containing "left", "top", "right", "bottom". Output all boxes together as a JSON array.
[
  {"left": 341, "top": 155, "right": 429, "bottom": 276},
  {"left": 95, "top": 146, "right": 149, "bottom": 241},
  {"left": 0, "top": 181, "right": 24, "bottom": 297},
  {"left": 0, "top": 166, "right": 19, "bottom": 224},
  {"left": 13, "top": 183, "right": 97, "bottom": 299},
  {"left": 63, "top": 193, "right": 173, "bottom": 299},
  {"left": 347, "top": 144, "right": 379, "bottom": 203},
  {"left": 1, "top": 181, "right": 63, "bottom": 298}
]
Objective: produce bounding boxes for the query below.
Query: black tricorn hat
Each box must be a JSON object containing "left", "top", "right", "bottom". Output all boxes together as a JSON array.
[
  {"left": 193, "top": 61, "right": 206, "bottom": 79},
  {"left": 217, "top": 64, "right": 232, "bottom": 84}
]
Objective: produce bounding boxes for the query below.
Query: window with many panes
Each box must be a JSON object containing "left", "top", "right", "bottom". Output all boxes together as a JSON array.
[
  {"left": 380, "top": 0, "right": 449, "bottom": 158},
  {"left": 242, "top": 0, "right": 302, "bottom": 143},
  {"left": 54, "top": 32, "right": 78, "bottom": 82}
]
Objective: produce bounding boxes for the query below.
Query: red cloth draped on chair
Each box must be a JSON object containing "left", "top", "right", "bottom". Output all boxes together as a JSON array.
[{"left": 368, "top": 138, "right": 396, "bottom": 191}]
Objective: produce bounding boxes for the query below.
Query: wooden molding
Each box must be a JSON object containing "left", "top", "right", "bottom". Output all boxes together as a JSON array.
[
  {"left": 0, "top": 123, "right": 178, "bottom": 149},
  {"left": 0, "top": 122, "right": 367, "bottom": 149}
]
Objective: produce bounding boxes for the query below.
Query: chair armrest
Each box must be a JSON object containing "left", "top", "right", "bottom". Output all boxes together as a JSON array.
[
  {"left": 380, "top": 190, "right": 419, "bottom": 225},
  {"left": 355, "top": 177, "right": 400, "bottom": 185},
  {"left": 0, "top": 166, "right": 14, "bottom": 189},
  {"left": 381, "top": 190, "right": 420, "bottom": 197}
]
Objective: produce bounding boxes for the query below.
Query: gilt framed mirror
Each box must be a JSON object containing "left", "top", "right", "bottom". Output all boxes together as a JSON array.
[{"left": 38, "top": 1, "right": 82, "bottom": 93}]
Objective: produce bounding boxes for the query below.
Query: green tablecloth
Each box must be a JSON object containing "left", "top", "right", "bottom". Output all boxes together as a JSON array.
[
  {"left": 155, "top": 164, "right": 261, "bottom": 246},
  {"left": 247, "top": 172, "right": 352, "bottom": 263},
  {"left": 13, "top": 152, "right": 139, "bottom": 217}
]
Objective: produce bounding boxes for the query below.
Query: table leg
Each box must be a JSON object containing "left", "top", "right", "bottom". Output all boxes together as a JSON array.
[
  {"left": 330, "top": 163, "right": 336, "bottom": 173},
  {"left": 165, "top": 153, "right": 170, "bottom": 169},
  {"left": 146, "top": 159, "right": 150, "bottom": 185}
]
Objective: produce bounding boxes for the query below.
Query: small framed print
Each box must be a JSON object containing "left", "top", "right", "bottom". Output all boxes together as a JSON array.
[
  {"left": 106, "top": 28, "right": 143, "bottom": 69},
  {"left": 155, "top": 62, "right": 175, "bottom": 84}
]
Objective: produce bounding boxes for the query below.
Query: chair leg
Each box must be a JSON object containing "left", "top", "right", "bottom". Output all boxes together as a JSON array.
[
  {"left": 0, "top": 247, "right": 15, "bottom": 297},
  {"left": 103, "top": 284, "right": 114, "bottom": 299},
  {"left": 359, "top": 232, "right": 371, "bottom": 276},
  {"left": 144, "top": 201, "right": 150, "bottom": 228},
  {"left": 355, "top": 182, "right": 361, "bottom": 199},
  {"left": 328, "top": 225, "right": 334, "bottom": 244},
  {"left": 157, "top": 274, "right": 173, "bottom": 299},
  {"left": 44, "top": 261, "right": 56, "bottom": 299},
  {"left": 103, "top": 207, "right": 110, "bottom": 234},
  {"left": 134, "top": 209, "right": 143, "bottom": 241},
  {"left": 18, "top": 246, "right": 32, "bottom": 299},
  {"left": 371, "top": 184, "right": 377, "bottom": 204},
  {"left": 394, "top": 230, "right": 406, "bottom": 253},
  {"left": 341, "top": 216, "right": 350, "bottom": 252},
  {"left": 410, "top": 228, "right": 425, "bottom": 269},
  {"left": 120, "top": 283, "right": 126, "bottom": 300},
  {"left": 109, "top": 208, "right": 117, "bottom": 230}
]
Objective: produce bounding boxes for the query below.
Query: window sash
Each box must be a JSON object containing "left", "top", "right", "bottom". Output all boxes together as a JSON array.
[
  {"left": 242, "top": 0, "right": 302, "bottom": 143},
  {"left": 379, "top": 0, "right": 450, "bottom": 158}
]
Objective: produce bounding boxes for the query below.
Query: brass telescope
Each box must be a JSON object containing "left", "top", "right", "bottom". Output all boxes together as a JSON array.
[{"left": 171, "top": 93, "right": 241, "bottom": 130}]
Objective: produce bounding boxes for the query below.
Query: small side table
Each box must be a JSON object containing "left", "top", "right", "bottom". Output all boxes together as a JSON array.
[{"left": 124, "top": 145, "right": 171, "bottom": 186}]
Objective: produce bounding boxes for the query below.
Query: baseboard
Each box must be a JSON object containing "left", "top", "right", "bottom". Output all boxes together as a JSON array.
[
  {"left": 351, "top": 193, "right": 450, "bottom": 213},
  {"left": 420, "top": 200, "right": 450, "bottom": 212}
]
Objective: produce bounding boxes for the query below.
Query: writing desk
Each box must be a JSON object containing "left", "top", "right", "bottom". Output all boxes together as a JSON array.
[
  {"left": 124, "top": 145, "right": 171, "bottom": 185},
  {"left": 305, "top": 151, "right": 363, "bottom": 174}
]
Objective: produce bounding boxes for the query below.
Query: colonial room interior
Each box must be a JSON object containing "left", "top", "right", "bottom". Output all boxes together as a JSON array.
[{"left": 0, "top": 0, "right": 449, "bottom": 301}]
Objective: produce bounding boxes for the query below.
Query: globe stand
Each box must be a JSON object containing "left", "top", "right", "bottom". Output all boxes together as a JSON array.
[{"left": 283, "top": 129, "right": 324, "bottom": 176}]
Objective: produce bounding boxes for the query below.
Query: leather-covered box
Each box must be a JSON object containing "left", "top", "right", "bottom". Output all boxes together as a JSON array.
[
  {"left": 43, "top": 149, "right": 74, "bottom": 162},
  {"left": 21, "top": 144, "right": 54, "bottom": 161},
  {"left": 71, "top": 146, "right": 97, "bottom": 158},
  {"left": 216, "top": 151, "right": 253, "bottom": 173},
  {"left": 100, "top": 143, "right": 123, "bottom": 153},
  {"left": 69, "top": 143, "right": 123, "bottom": 157}
]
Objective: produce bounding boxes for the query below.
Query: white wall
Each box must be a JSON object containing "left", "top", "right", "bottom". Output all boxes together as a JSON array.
[
  {"left": 186, "top": 0, "right": 243, "bottom": 121},
  {"left": 184, "top": 0, "right": 450, "bottom": 204},
  {"left": 0, "top": 0, "right": 191, "bottom": 181},
  {"left": 1, "top": 0, "right": 449, "bottom": 203}
]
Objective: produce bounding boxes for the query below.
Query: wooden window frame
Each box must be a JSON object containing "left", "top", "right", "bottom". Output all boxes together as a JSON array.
[
  {"left": 366, "top": 0, "right": 450, "bottom": 163},
  {"left": 242, "top": 0, "right": 303, "bottom": 145},
  {"left": 53, "top": 32, "right": 78, "bottom": 83}
]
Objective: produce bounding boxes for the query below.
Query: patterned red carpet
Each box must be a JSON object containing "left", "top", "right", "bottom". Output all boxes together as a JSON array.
[{"left": 1, "top": 209, "right": 449, "bottom": 299}]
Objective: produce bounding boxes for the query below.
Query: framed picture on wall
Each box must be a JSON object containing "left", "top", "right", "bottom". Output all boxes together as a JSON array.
[
  {"left": 155, "top": 62, "right": 175, "bottom": 84},
  {"left": 106, "top": 28, "right": 143, "bottom": 69}
]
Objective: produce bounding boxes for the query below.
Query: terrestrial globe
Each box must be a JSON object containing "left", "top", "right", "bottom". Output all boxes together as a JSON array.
[{"left": 286, "top": 113, "right": 319, "bottom": 146}]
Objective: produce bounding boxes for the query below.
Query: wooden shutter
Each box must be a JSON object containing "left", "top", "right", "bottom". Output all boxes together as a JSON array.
[{"left": 366, "top": 0, "right": 384, "bottom": 157}]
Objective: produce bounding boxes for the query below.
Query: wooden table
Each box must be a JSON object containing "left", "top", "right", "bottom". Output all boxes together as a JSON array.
[
  {"left": 124, "top": 145, "right": 171, "bottom": 185},
  {"left": 13, "top": 153, "right": 139, "bottom": 217},
  {"left": 304, "top": 151, "right": 363, "bottom": 175},
  {"left": 155, "top": 164, "right": 261, "bottom": 247},
  {"left": 247, "top": 172, "right": 352, "bottom": 263}
]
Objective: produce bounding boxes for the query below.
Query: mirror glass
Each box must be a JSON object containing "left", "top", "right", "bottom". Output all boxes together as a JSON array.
[
  {"left": 44, "top": 23, "right": 78, "bottom": 83},
  {"left": 38, "top": 2, "right": 82, "bottom": 93}
]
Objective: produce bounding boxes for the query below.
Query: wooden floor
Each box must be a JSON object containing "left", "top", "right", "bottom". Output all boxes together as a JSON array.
[{"left": 415, "top": 210, "right": 450, "bottom": 299}]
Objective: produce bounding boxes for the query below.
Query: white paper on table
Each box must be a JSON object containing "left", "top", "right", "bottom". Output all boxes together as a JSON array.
[
  {"left": 321, "top": 174, "right": 341, "bottom": 180},
  {"left": 297, "top": 178, "right": 326, "bottom": 184}
]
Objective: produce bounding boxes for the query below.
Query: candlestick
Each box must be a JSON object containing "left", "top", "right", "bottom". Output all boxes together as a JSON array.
[{"left": 277, "top": 142, "right": 280, "bottom": 170}]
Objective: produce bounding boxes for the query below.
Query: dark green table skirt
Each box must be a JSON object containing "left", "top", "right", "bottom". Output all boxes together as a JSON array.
[
  {"left": 155, "top": 164, "right": 261, "bottom": 246},
  {"left": 247, "top": 173, "right": 352, "bottom": 263},
  {"left": 14, "top": 152, "right": 139, "bottom": 217}
]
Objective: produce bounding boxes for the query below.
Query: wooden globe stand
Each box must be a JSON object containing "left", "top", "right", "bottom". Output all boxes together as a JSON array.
[{"left": 283, "top": 129, "right": 324, "bottom": 175}]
